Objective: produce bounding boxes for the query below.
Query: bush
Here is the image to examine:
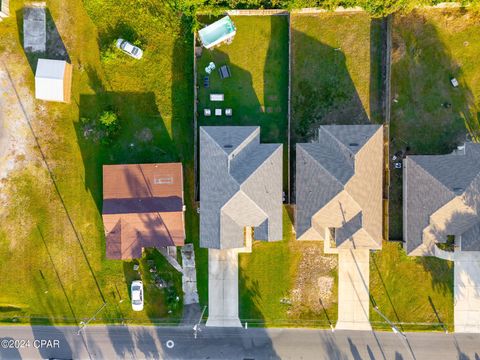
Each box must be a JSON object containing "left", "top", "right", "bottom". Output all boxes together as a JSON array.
[{"left": 81, "top": 110, "right": 121, "bottom": 144}]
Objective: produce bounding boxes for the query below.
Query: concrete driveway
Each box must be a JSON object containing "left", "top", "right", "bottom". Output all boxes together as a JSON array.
[
  {"left": 205, "top": 248, "right": 242, "bottom": 327},
  {"left": 335, "top": 248, "right": 372, "bottom": 331},
  {"left": 454, "top": 251, "right": 480, "bottom": 333}
]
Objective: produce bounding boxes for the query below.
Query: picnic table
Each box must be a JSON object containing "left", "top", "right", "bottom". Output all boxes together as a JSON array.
[{"left": 210, "top": 93, "right": 224, "bottom": 101}]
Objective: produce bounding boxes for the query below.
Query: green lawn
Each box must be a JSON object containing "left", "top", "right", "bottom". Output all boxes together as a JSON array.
[
  {"left": 291, "top": 12, "right": 383, "bottom": 142},
  {"left": 239, "top": 206, "right": 338, "bottom": 328},
  {"left": 197, "top": 16, "right": 288, "bottom": 144},
  {"left": 389, "top": 9, "right": 480, "bottom": 240},
  {"left": 370, "top": 242, "right": 453, "bottom": 331},
  {"left": 0, "top": 0, "right": 195, "bottom": 324}
]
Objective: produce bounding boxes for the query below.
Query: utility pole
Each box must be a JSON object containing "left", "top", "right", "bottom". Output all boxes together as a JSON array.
[
  {"left": 193, "top": 306, "right": 207, "bottom": 339},
  {"left": 77, "top": 302, "right": 107, "bottom": 335}
]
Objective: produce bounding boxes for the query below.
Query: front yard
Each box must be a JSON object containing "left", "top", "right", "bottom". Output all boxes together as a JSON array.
[
  {"left": 239, "top": 206, "right": 338, "bottom": 327},
  {"left": 370, "top": 242, "right": 454, "bottom": 331}
]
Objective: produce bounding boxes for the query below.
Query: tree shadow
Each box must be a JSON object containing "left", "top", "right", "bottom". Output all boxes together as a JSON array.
[
  {"left": 389, "top": 10, "right": 476, "bottom": 241},
  {"left": 75, "top": 89, "right": 178, "bottom": 215},
  {"left": 17, "top": 6, "right": 70, "bottom": 74}
]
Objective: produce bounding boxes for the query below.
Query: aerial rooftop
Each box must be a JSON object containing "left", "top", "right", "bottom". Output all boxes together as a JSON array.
[
  {"left": 102, "top": 163, "right": 185, "bottom": 259},
  {"left": 403, "top": 143, "right": 480, "bottom": 255},
  {"left": 296, "top": 125, "right": 384, "bottom": 249},
  {"left": 199, "top": 126, "right": 283, "bottom": 249}
]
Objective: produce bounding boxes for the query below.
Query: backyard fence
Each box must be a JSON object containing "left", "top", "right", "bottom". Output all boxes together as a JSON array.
[
  {"left": 383, "top": 15, "right": 393, "bottom": 242},
  {"left": 193, "top": 32, "right": 199, "bottom": 201}
]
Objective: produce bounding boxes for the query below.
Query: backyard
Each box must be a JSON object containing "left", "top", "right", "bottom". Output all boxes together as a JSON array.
[
  {"left": 0, "top": 0, "right": 195, "bottom": 324},
  {"left": 291, "top": 12, "right": 384, "bottom": 143},
  {"left": 389, "top": 9, "right": 480, "bottom": 240}
]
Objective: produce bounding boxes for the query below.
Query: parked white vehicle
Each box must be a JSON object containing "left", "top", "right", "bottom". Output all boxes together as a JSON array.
[
  {"left": 131, "top": 280, "right": 144, "bottom": 311},
  {"left": 116, "top": 39, "right": 143, "bottom": 59}
]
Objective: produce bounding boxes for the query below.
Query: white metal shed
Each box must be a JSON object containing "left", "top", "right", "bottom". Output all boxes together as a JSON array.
[{"left": 35, "top": 59, "right": 72, "bottom": 102}]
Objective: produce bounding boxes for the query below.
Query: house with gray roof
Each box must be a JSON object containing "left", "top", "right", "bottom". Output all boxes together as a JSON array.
[
  {"left": 295, "top": 125, "right": 384, "bottom": 251},
  {"left": 403, "top": 143, "right": 480, "bottom": 256},
  {"left": 200, "top": 126, "right": 283, "bottom": 249}
]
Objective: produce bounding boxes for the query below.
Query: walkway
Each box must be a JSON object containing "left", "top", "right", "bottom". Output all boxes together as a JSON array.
[
  {"left": 454, "top": 251, "right": 480, "bottom": 333},
  {"left": 335, "top": 248, "right": 372, "bottom": 331}
]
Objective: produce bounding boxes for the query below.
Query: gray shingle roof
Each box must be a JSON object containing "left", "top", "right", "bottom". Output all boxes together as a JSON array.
[
  {"left": 403, "top": 143, "right": 480, "bottom": 255},
  {"left": 295, "top": 125, "right": 383, "bottom": 249},
  {"left": 200, "top": 126, "right": 283, "bottom": 249}
]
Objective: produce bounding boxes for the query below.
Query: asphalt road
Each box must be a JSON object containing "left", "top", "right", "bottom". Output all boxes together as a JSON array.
[{"left": 0, "top": 325, "right": 479, "bottom": 360}]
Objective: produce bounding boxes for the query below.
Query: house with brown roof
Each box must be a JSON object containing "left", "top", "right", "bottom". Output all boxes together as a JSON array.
[{"left": 102, "top": 163, "right": 185, "bottom": 260}]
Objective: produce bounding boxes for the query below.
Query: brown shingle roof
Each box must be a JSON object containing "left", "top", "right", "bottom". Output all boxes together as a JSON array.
[{"left": 102, "top": 163, "right": 185, "bottom": 259}]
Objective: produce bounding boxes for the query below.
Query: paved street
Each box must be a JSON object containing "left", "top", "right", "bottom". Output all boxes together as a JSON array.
[{"left": 1, "top": 325, "right": 480, "bottom": 359}]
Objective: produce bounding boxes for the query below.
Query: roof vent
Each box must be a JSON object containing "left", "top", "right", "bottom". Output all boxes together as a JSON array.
[
  {"left": 154, "top": 176, "right": 173, "bottom": 185},
  {"left": 223, "top": 144, "right": 233, "bottom": 149},
  {"left": 349, "top": 143, "right": 359, "bottom": 147},
  {"left": 453, "top": 187, "right": 464, "bottom": 195}
]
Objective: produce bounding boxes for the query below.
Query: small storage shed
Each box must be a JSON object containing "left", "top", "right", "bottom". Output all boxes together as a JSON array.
[{"left": 35, "top": 59, "right": 72, "bottom": 103}]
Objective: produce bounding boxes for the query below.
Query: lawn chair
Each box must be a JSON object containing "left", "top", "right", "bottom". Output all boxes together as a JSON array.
[
  {"left": 205, "top": 62, "right": 216, "bottom": 74},
  {"left": 204, "top": 108, "right": 211, "bottom": 117},
  {"left": 204, "top": 76, "right": 209, "bottom": 88},
  {"left": 225, "top": 108, "right": 232, "bottom": 117},
  {"left": 218, "top": 65, "right": 231, "bottom": 79},
  {"left": 215, "top": 109, "right": 222, "bottom": 116}
]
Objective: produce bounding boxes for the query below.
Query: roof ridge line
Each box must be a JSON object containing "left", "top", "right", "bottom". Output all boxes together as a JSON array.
[{"left": 236, "top": 143, "right": 282, "bottom": 185}]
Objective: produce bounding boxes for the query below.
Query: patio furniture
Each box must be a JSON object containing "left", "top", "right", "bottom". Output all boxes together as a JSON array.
[
  {"left": 205, "top": 62, "right": 216, "bottom": 74},
  {"left": 219, "top": 65, "right": 231, "bottom": 79},
  {"left": 204, "top": 108, "right": 211, "bottom": 116},
  {"left": 225, "top": 108, "right": 232, "bottom": 116},
  {"left": 215, "top": 109, "right": 222, "bottom": 116},
  {"left": 210, "top": 93, "right": 224, "bottom": 101},
  {"left": 204, "top": 76, "right": 209, "bottom": 88}
]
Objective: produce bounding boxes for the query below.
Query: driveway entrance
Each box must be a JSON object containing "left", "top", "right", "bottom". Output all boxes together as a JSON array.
[
  {"left": 454, "top": 251, "right": 480, "bottom": 333},
  {"left": 336, "top": 248, "right": 372, "bottom": 331}
]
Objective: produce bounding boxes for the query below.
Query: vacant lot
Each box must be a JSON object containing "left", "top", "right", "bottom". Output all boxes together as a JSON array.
[
  {"left": 0, "top": 0, "right": 194, "bottom": 324},
  {"left": 239, "top": 206, "right": 338, "bottom": 327},
  {"left": 370, "top": 241, "right": 453, "bottom": 331},
  {"left": 389, "top": 9, "right": 480, "bottom": 240},
  {"left": 291, "top": 12, "right": 383, "bottom": 142}
]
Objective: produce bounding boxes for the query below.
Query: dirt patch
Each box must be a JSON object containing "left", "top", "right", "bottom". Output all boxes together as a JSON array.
[
  {"left": 391, "top": 30, "right": 405, "bottom": 64},
  {"left": 287, "top": 245, "right": 337, "bottom": 317}
]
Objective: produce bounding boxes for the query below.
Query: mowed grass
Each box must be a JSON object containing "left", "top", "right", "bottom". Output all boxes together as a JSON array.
[
  {"left": 197, "top": 16, "right": 288, "bottom": 144},
  {"left": 0, "top": 0, "right": 194, "bottom": 324},
  {"left": 239, "top": 207, "right": 338, "bottom": 327},
  {"left": 370, "top": 242, "right": 453, "bottom": 331},
  {"left": 291, "top": 12, "right": 383, "bottom": 141},
  {"left": 389, "top": 9, "right": 480, "bottom": 240}
]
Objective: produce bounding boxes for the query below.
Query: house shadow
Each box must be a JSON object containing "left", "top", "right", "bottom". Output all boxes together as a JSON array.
[
  {"left": 17, "top": 6, "right": 70, "bottom": 74},
  {"left": 290, "top": 27, "right": 372, "bottom": 202}
]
